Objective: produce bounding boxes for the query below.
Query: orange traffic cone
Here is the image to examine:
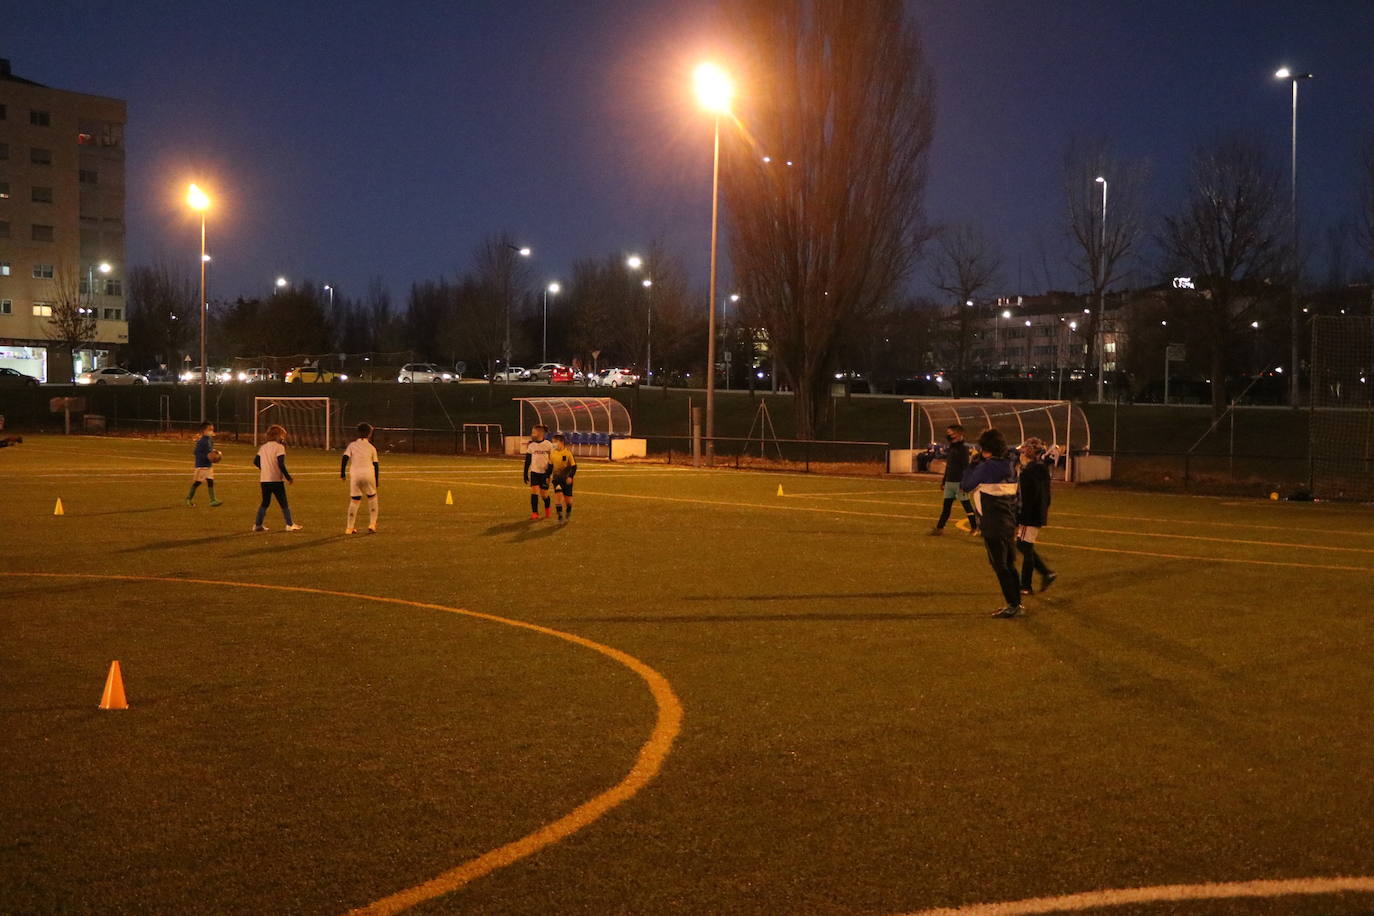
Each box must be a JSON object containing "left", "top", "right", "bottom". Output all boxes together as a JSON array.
[
  {"left": 98, "top": 661, "right": 128, "bottom": 710},
  {"left": 53, "top": 498, "right": 65, "bottom": 516}
]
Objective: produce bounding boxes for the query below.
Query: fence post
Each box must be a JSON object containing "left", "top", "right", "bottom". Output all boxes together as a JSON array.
[
  {"left": 805, "top": 440, "right": 810, "bottom": 473},
  {"left": 1184, "top": 453, "right": 1190, "bottom": 490}
]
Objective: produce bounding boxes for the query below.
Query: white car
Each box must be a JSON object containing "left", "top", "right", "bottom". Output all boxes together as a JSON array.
[
  {"left": 398, "top": 362, "right": 455, "bottom": 383},
  {"left": 493, "top": 366, "right": 529, "bottom": 382},
  {"left": 179, "top": 367, "right": 231, "bottom": 384},
  {"left": 77, "top": 366, "right": 148, "bottom": 386},
  {"left": 590, "top": 367, "right": 639, "bottom": 388},
  {"left": 530, "top": 362, "right": 568, "bottom": 381},
  {"left": 236, "top": 367, "right": 275, "bottom": 383}
]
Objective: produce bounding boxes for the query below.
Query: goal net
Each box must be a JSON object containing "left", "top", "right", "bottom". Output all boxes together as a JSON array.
[
  {"left": 254, "top": 397, "right": 340, "bottom": 449},
  {"left": 1309, "top": 316, "right": 1374, "bottom": 500}
]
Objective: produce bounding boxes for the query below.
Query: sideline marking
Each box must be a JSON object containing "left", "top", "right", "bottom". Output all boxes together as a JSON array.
[
  {"left": 0, "top": 571, "right": 683, "bottom": 916},
  {"left": 428, "top": 478, "right": 1374, "bottom": 574},
  {"left": 903, "top": 875, "right": 1374, "bottom": 915}
]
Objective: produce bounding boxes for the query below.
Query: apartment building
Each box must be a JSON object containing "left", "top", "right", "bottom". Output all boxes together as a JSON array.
[{"left": 0, "top": 58, "right": 127, "bottom": 382}]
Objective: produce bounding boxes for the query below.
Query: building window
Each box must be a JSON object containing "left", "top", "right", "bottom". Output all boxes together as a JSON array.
[
  {"left": 31, "top": 225, "right": 55, "bottom": 242},
  {"left": 101, "top": 123, "right": 123, "bottom": 148},
  {"left": 31, "top": 147, "right": 53, "bottom": 165},
  {"left": 0, "top": 221, "right": 8, "bottom": 239},
  {"left": 0, "top": 142, "right": 7, "bottom": 159},
  {"left": 79, "top": 169, "right": 98, "bottom": 185},
  {"left": 33, "top": 304, "right": 53, "bottom": 317},
  {"left": 30, "top": 109, "right": 51, "bottom": 127},
  {"left": 0, "top": 182, "right": 9, "bottom": 199},
  {"left": 102, "top": 307, "right": 123, "bottom": 320},
  {"left": 33, "top": 264, "right": 55, "bottom": 279},
  {"left": 32, "top": 186, "right": 54, "bottom": 203},
  {"left": 77, "top": 132, "right": 96, "bottom": 146},
  {"left": 1, "top": 261, "right": 10, "bottom": 276},
  {"left": 104, "top": 278, "right": 123, "bottom": 296},
  {"left": 0, "top": 300, "right": 11, "bottom": 315}
]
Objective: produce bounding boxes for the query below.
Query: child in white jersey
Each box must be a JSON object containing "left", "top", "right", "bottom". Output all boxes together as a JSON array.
[
  {"left": 522, "top": 424, "right": 554, "bottom": 520},
  {"left": 340, "top": 422, "right": 380, "bottom": 534},
  {"left": 253, "top": 424, "right": 301, "bottom": 532}
]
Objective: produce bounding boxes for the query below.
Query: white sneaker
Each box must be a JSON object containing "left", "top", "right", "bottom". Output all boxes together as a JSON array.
[
  {"left": 345, "top": 528, "right": 357, "bottom": 535},
  {"left": 366, "top": 526, "right": 377, "bottom": 534},
  {"left": 285, "top": 524, "right": 303, "bottom": 532},
  {"left": 252, "top": 525, "right": 269, "bottom": 532}
]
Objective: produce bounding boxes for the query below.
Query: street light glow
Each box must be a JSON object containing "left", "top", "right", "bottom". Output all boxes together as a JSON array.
[
  {"left": 547, "top": 281, "right": 561, "bottom": 294},
  {"left": 730, "top": 294, "right": 741, "bottom": 302},
  {"left": 275, "top": 277, "right": 288, "bottom": 288},
  {"left": 643, "top": 278, "right": 653, "bottom": 288},
  {"left": 201, "top": 254, "right": 212, "bottom": 262},
  {"left": 518, "top": 247, "right": 531, "bottom": 257},
  {"left": 626, "top": 255, "right": 643, "bottom": 270},
  {"left": 186, "top": 183, "right": 210, "bottom": 211},
  {"left": 694, "top": 62, "right": 734, "bottom": 114},
  {"left": 1002, "top": 309, "right": 1012, "bottom": 319},
  {"left": 98, "top": 262, "right": 112, "bottom": 274},
  {"left": 1095, "top": 176, "right": 1106, "bottom": 184}
]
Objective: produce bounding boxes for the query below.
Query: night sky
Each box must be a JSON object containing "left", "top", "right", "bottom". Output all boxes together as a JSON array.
[{"left": 10, "top": 0, "right": 1374, "bottom": 303}]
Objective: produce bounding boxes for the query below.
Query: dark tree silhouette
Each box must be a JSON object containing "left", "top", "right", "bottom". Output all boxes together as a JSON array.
[
  {"left": 1161, "top": 136, "right": 1289, "bottom": 417},
  {"left": 722, "top": 0, "right": 935, "bottom": 437},
  {"left": 928, "top": 223, "right": 1001, "bottom": 393}
]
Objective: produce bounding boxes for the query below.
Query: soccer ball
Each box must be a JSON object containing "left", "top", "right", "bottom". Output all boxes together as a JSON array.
[{"left": 208, "top": 449, "right": 223, "bottom": 464}]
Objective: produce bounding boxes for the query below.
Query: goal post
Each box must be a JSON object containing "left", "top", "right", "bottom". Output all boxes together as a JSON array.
[
  {"left": 253, "top": 397, "right": 339, "bottom": 449},
  {"left": 1309, "top": 316, "right": 1374, "bottom": 500}
]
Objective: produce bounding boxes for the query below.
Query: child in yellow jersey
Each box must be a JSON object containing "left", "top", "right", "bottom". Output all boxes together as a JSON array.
[{"left": 548, "top": 433, "right": 578, "bottom": 522}]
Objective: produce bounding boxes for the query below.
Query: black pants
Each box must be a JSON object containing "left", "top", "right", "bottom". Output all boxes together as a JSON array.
[
  {"left": 936, "top": 497, "right": 977, "bottom": 529},
  {"left": 1018, "top": 540, "right": 1052, "bottom": 590},
  {"left": 983, "top": 531, "right": 1022, "bottom": 607},
  {"left": 255, "top": 482, "right": 293, "bottom": 526}
]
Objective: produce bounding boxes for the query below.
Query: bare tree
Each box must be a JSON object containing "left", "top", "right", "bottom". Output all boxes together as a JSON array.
[
  {"left": 43, "top": 260, "right": 98, "bottom": 381},
  {"left": 723, "top": 0, "right": 935, "bottom": 438},
  {"left": 1161, "top": 136, "right": 1288, "bottom": 417},
  {"left": 929, "top": 223, "right": 1001, "bottom": 393},
  {"left": 126, "top": 263, "right": 194, "bottom": 370},
  {"left": 1063, "top": 137, "right": 1149, "bottom": 389},
  {"left": 469, "top": 232, "right": 533, "bottom": 380}
]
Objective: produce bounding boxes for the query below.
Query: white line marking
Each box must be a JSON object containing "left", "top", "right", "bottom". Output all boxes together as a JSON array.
[{"left": 902, "top": 875, "right": 1374, "bottom": 915}]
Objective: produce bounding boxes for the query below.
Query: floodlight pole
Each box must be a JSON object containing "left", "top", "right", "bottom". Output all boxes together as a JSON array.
[
  {"left": 198, "top": 211, "right": 207, "bottom": 422},
  {"left": 705, "top": 113, "right": 722, "bottom": 460},
  {"left": 1095, "top": 177, "right": 1107, "bottom": 404}
]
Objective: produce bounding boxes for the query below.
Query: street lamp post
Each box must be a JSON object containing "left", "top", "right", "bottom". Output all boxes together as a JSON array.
[
  {"left": 1275, "top": 67, "right": 1313, "bottom": 408},
  {"left": 1094, "top": 176, "right": 1108, "bottom": 403},
  {"left": 542, "top": 281, "right": 560, "bottom": 364},
  {"left": 503, "top": 244, "right": 531, "bottom": 370},
  {"left": 723, "top": 293, "right": 740, "bottom": 390},
  {"left": 642, "top": 278, "right": 654, "bottom": 383},
  {"left": 187, "top": 184, "right": 210, "bottom": 422},
  {"left": 695, "top": 62, "right": 734, "bottom": 459}
]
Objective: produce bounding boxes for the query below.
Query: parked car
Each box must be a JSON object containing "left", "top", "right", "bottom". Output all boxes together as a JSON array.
[
  {"left": 530, "top": 362, "right": 570, "bottom": 381},
  {"left": 179, "top": 366, "right": 230, "bottom": 384},
  {"left": 397, "top": 362, "right": 455, "bottom": 383},
  {"left": 493, "top": 366, "right": 529, "bottom": 382},
  {"left": 144, "top": 368, "right": 178, "bottom": 383},
  {"left": 77, "top": 367, "right": 148, "bottom": 386},
  {"left": 589, "top": 367, "right": 639, "bottom": 388},
  {"left": 0, "top": 367, "right": 40, "bottom": 387},
  {"left": 549, "top": 365, "right": 575, "bottom": 384},
  {"left": 284, "top": 365, "right": 346, "bottom": 383},
  {"left": 236, "top": 367, "right": 275, "bottom": 383}
]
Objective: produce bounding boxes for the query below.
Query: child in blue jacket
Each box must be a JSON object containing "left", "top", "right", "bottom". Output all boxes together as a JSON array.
[{"left": 961, "top": 428, "right": 1023, "bottom": 618}]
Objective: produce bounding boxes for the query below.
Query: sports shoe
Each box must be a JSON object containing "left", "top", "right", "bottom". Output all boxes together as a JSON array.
[
  {"left": 1040, "top": 572, "right": 1058, "bottom": 592},
  {"left": 1020, "top": 587, "right": 1032, "bottom": 595},
  {"left": 252, "top": 525, "right": 268, "bottom": 532},
  {"left": 991, "top": 605, "right": 1023, "bottom": 618},
  {"left": 366, "top": 526, "right": 377, "bottom": 534},
  {"left": 345, "top": 528, "right": 357, "bottom": 535},
  {"left": 543, "top": 509, "right": 551, "bottom": 519},
  {"left": 285, "top": 524, "right": 303, "bottom": 532},
  {"left": 209, "top": 499, "right": 223, "bottom": 507},
  {"left": 926, "top": 527, "right": 944, "bottom": 536},
  {"left": 529, "top": 512, "right": 540, "bottom": 520},
  {"left": 184, "top": 498, "right": 194, "bottom": 507}
]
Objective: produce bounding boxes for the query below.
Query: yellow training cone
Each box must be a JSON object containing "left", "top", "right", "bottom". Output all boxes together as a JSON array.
[
  {"left": 445, "top": 490, "right": 454, "bottom": 505},
  {"left": 777, "top": 484, "right": 785, "bottom": 497},
  {"left": 53, "top": 498, "right": 64, "bottom": 516},
  {"left": 99, "top": 661, "right": 128, "bottom": 710}
]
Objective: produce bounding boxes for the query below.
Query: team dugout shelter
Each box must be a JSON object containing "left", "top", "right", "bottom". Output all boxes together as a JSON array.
[
  {"left": 898, "top": 398, "right": 1105, "bottom": 481},
  {"left": 509, "top": 397, "right": 645, "bottom": 460}
]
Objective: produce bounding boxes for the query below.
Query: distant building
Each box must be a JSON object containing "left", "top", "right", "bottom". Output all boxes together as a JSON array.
[{"left": 0, "top": 58, "right": 127, "bottom": 381}]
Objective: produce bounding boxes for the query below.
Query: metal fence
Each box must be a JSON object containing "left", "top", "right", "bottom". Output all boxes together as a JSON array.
[{"left": 633, "top": 435, "right": 892, "bottom": 475}]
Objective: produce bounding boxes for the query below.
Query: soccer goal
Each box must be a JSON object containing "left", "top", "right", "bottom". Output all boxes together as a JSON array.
[
  {"left": 1309, "top": 315, "right": 1374, "bottom": 500},
  {"left": 254, "top": 397, "right": 341, "bottom": 449}
]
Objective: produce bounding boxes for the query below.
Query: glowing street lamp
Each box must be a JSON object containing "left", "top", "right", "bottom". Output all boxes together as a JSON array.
[
  {"left": 695, "top": 61, "right": 734, "bottom": 460},
  {"left": 186, "top": 183, "right": 211, "bottom": 421},
  {"left": 627, "top": 256, "right": 655, "bottom": 381},
  {"left": 501, "top": 243, "right": 532, "bottom": 369},
  {"left": 275, "top": 276, "right": 288, "bottom": 290},
  {"left": 1094, "top": 175, "right": 1108, "bottom": 402},
  {"left": 1275, "top": 66, "right": 1314, "bottom": 408}
]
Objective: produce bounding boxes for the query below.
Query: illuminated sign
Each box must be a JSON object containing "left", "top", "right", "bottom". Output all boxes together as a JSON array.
[{"left": 1172, "top": 277, "right": 1195, "bottom": 290}]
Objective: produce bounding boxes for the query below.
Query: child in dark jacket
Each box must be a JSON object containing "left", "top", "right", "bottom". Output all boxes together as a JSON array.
[
  {"left": 1016, "top": 438, "right": 1058, "bottom": 595},
  {"left": 961, "top": 428, "right": 1023, "bottom": 618}
]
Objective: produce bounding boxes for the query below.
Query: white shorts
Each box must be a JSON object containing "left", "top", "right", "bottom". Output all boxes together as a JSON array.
[
  {"left": 1017, "top": 525, "right": 1040, "bottom": 543},
  {"left": 349, "top": 476, "right": 377, "bottom": 498},
  {"left": 194, "top": 467, "right": 214, "bottom": 482}
]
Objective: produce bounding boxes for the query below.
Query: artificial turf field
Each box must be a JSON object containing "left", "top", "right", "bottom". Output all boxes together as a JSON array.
[{"left": 2, "top": 434, "right": 1372, "bottom": 916}]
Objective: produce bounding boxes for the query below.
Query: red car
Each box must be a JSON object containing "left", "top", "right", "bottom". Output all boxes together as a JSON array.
[{"left": 550, "top": 366, "right": 575, "bottom": 384}]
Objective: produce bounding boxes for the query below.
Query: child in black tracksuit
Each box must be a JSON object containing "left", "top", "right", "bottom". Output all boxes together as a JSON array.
[
  {"left": 960, "top": 428, "right": 1023, "bottom": 618},
  {"left": 1016, "top": 437, "right": 1057, "bottom": 595}
]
